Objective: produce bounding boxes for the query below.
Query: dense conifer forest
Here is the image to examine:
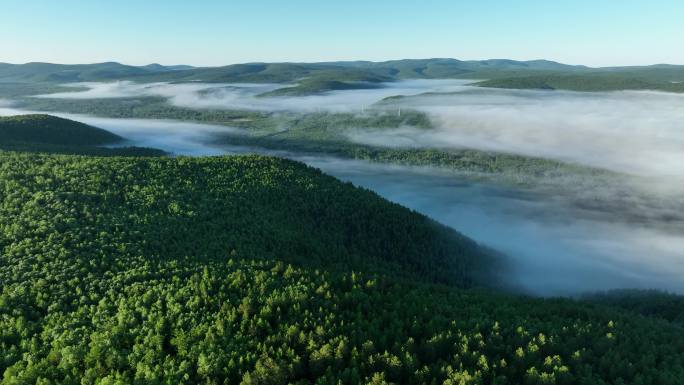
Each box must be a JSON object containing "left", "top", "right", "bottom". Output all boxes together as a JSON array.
[
  {"left": 0, "top": 115, "right": 165, "bottom": 156},
  {"left": 0, "top": 115, "right": 122, "bottom": 146},
  {"left": 1, "top": 151, "right": 683, "bottom": 384}
]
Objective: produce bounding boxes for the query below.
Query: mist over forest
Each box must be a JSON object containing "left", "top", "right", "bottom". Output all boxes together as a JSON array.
[
  {"left": 4, "top": 0, "right": 684, "bottom": 381},
  {"left": 3, "top": 77, "right": 682, "bottom": 296},
  {"left": 30, "top": 79, "right": 684, "bottom": 177}
]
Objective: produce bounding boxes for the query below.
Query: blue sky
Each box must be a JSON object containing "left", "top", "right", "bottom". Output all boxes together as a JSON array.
[{"left": 2, "top": 0, "right": 682, "bottom": 67}]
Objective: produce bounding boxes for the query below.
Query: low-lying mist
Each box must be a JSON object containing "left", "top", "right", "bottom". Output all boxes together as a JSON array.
[
  {"left": 359, "top": 88, "right": 684, "bottom": 178},
  {"left": 304, "top": 158, "right": 684, "bottom": 296},
  {"left": 35, "top": 79, "right": 472, "bottom": 112},
  {"left": 0, "top": 106, "right": 238, "bottom": 156},
  {"left": 8, "top": 79, "right": 684, "bottom": 295},
  {"left": 37, "top": 80, "right": 684, "bottom": 178}
]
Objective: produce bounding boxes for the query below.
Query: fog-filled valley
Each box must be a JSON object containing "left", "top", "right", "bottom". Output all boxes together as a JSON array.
[
  {"left": 8, "top": 0, "right": 684, "bottom": 380},
  {"left": 21, "top": 79, "right": 684, "bottom": 176},
  {"left": 31, "top": 79, "right": 472, "bottom": 112},
  {"left": 2, "top": 78, "right": 682, "bottom": 296},
  {"left": 7, "top": 0, "right": 684, "bottom": 380}
]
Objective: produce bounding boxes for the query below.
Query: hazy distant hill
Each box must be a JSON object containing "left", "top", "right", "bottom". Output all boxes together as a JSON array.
[
  {"left": 359, "top": 58, "right": 587, "bottom": 79},
  {"left": 110, "top": 58, "right": 588, "bottom": 83},
  {"left": 124, "top": 62, "right": 396, "bottom": 84},
  {"left": 0, "top": 62, "right": 146, "bottom": 82},
  {"left": 140, "top": 63, "right": 195, "bottom": 72},
  {"left": 0, "top": 62, "right": 191, "bottom": 83},
  {"left": 3, "top": 59, "right": 684, "bottom": 94},
  {"left": 0, "top": 114, "right": 121, "bottom": 145},
  {"left": 476, "top": 72, "right": 684, "bottom": 93},
  {"left": 0, "top": 58, "right": 600, "bottom": 84},
  {"left": 257, "top": 79, "right": 382, "bottom": 97}
]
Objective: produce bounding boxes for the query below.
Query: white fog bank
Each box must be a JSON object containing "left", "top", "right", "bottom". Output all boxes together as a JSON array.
[
  {"left": 34, "top": 80, "right": 474, "bottom": 112},
  {"left": 6, "top": 80, "right": 684, "bottom": 295},
  {"left": 35, "top": 80, "right": 684, "bottom": 177},
  {"left": 3, "top": 106, "right": 682, "bottom": 296},
  {"left": 359, "top": 88, "right": 684, "bottom": 178}
]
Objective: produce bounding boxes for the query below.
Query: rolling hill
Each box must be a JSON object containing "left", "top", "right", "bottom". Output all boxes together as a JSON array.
[
  {"left": 0, "top": 58, "right": 613, "bottom": 85},
  {"left": 475, "top": 73, "right": 684, "bottom": 93},
  {"left": 0, "top": 114, "right": 164, "bottom": 156},
  {"left": 257, "top": 79, "right": 382, "bottom": 97},
  {"left": 0, "top": 114, "right": 122, "bottom": 145},
  {"left": 2, "top": 63, "right": 684, "bottom": 384},
  {"left": 0, "top": 62, "right": 152, "bottom": 83},
  {"left": 5, "top": 59, "right": 684, "bottom": 95},
  {"left": 0, "top": 62, "right": 191, "bottom": 83},
  {"left": 0, "top": 152, "right": 683, "bottom": 384}
]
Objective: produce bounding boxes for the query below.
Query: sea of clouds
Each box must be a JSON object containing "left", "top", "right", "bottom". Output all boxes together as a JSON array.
[
  {"left": 36, "top": 80, "right": 684, "bottom": 177},
  {"left": 15, "top": 80, "right": 684, "bottom": 295}
]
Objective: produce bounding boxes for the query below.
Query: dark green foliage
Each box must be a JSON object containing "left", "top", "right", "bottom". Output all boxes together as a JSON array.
[
  {"left": 0, "top": 114, "right": 121, "bottom": 146},
  {"left": 0, "top": 153, "right": 493, "bottom": 286},
  {"left": 0, "top": 143, "right": 165, "bottom": 157},
  {"left": 583, "top": 290, "right": 684, "bottom": 324},
  {"left": 0, "top": 153, "right": 683, "bottom": 384},
  {"left": 475, "top": 74, "right": 684, "bottom": 93},
  {"left": 0, "top": 114, "right": 165, "bottom": 156}
]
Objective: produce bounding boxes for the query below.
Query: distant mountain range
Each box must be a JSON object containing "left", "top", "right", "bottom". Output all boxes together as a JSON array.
[{"left": 1, "top": 59, "right": 683, "bottom": 93}]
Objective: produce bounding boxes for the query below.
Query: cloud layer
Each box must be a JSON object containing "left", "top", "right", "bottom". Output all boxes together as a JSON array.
[
  {"left": 38, "top": 81, "right": 684, "bottom": 177},
  {"left": 355, "top": 88, "right": 684, "bottom": 178},
  {"left": 36, "top": 80, "right": 473, "bottom": 112},
  {"left": 13, "top": 81, "right": 684, "bottom": 295}
]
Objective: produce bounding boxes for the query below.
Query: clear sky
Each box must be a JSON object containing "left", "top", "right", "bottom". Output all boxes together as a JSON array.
[{"left": 2, "top": 0, "right": 682, "bottom": 67}]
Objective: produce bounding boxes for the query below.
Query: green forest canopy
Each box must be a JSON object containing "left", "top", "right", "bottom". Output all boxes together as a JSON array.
[
  {"left": 474, "top": 74, "right": 684, "bottom": 93},
  {"left": 3, "top": 59, "right": 684, "bottom": 95},
  {"left": 0, "top": 152, "right": 683, "bottom": 384},
  {"left": 0, "top": 114, "right": 122, "bottom": 146},
  {"left": 0, "top": 114, "right": 164, "bottom": 157}
]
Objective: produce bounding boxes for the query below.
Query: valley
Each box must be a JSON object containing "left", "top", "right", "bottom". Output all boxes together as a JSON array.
[
  {"left": 2, "top": 57, "right": 684, "bottom": 384},
  {"left": 5, "top": 0, "right": 684, "bottom": 382},
  {"left": 1, "top": 81, "right": 682, "bottom": 296}
]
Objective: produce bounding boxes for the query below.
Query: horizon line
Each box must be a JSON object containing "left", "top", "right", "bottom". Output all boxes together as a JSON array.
[{"left": 2, "top": 57, "right": 683, "bottom": 70}]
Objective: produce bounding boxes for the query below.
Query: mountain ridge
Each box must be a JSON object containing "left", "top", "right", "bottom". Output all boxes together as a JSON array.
[{"left": 3, "top": 58, "right": 684, "bottom": 85}]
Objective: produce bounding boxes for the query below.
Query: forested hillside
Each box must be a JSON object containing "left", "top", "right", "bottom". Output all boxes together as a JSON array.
[
  {"left": 3, "top": 60, "right": 684, "bottom": 96},
  {"left": 474, "top": 74, "right": 684, "bottom": 93},
  {"left": 0, "top": 114, "right": 122, "bottom": 145},
  {"left": 1, "top": 153, "right": 683, "bottom": 384},
  {"left": 0, "top": 114, "right": 164, "bottom": 156},
  {"left": 257, "top": 80, "right": 381, "bottom": 97},
  {"left": 0, "top": 59, "right": 573, "bottom": 84},
  {"left": 0, "top": 62, "right": 183, "bottom": 83}
]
